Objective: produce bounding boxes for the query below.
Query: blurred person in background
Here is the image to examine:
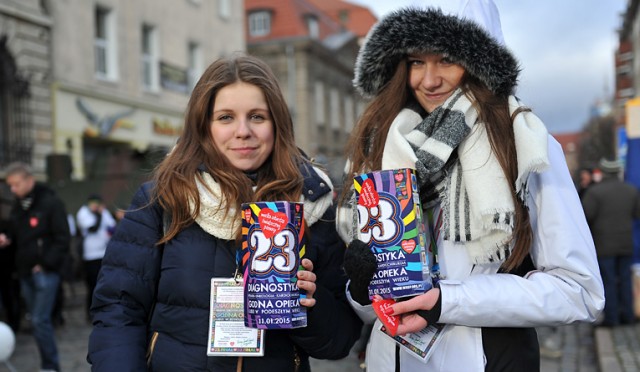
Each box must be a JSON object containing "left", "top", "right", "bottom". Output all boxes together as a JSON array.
[
  {"left": 0, "top": 161, "right": 70, "bottom": 372},
  {"left": 582, "top": 158, "right": 640, "bottom": 327},
  {"left": 0, "top": 216, "right": 21, "bottom": 333},
  {"left": 76, "top": 193, "right": 116, "bottom": 321},
  {"left": 577, "top": 167, "right": 594, "bottom": 199}
]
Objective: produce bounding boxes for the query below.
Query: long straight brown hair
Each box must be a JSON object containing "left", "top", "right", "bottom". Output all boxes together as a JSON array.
[
  {"left": 153, "top": 54, "right": 304, "bottom": 244},
  {"left": 343, "top": 61, "right": 532, "bottom": 272}
]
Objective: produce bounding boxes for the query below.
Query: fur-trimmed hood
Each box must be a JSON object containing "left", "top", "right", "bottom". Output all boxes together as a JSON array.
[{"left": 353, "top": 7, "right": 520, "bottom": 98}]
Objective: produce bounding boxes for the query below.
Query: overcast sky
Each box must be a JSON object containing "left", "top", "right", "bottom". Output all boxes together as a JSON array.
[{"left": 347, "top": 0, "right": 627, "bottom": 134}]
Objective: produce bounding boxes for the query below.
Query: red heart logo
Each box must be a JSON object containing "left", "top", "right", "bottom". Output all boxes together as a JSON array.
[
  {"left": 372, "top": 297, "right": 399, "bottom": 336},
  {"left": 230, "top": 341, "right": 235, "bottom": 346},
  {"left": 394, "top": 172, "right": 405, "bottom": 182},
  {"left": 259, "top": 208, "right": 289, "bottom": 239},
  {"left": 357, "top": 179, "right": 379, "bottom": 208},
  {"left": 244, "top": 208, "right": 252, "bottom": 223},
  {"left": 401, "top": 240, "right": 416, "bottom": 254},
  {"left": 30, "top": 217, "right": 38, "bottom": 228}
]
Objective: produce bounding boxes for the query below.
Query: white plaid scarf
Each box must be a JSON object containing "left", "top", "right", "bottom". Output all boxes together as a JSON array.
[{"left": 340, "top": 89, "right": 549, "bottom": 264}]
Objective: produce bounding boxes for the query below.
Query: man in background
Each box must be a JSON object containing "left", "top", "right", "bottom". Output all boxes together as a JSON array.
[
  {"left": 582, "top": 158, "right": 640, "bottom": 326},
  {"left": 0, "top": 162, "right": 70, "bottom": 372}
]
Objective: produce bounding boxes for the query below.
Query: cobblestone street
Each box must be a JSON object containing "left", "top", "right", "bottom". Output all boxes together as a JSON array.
[{"left": 0, "top": 282, "right": 628, "bottom": 372}]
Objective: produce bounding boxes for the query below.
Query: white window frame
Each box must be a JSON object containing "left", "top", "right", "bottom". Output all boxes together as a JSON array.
[
  {"left": 619, "top": 51, "right": 633, "bottom": 62},
  {"left": 141, "top": 24, "right": 159, "bottom": 91},
  {"left": 94, "top": 6, "right": 118, "bottom": 80},
  {"left": 329, "top": 88, "right": 340, "bottom": 130},
  {"left": 618, "top": 64, "right": 632, "bottom": 75},
  {"left": 314, "top": 81, "right": 325, "bottom": 125},
  {"left": 188, "top": 42, "right": 203, "bottom": 91},
  {"left": 218, "top": 0, "right": 231, "bottom": 20},
  {"left": 357, "top": 101, "right": 366, "bottom": 118},
  {"left": 249, "top": 11, "right": 271, "bottom": 37},
  {"left": 619, "top": 87, "right": 635, "bottom": 98},
  {"left": 307, "top": 16, "right": 319, "bottom": 39},
  {"left": 344, "top": 94, "right": 354, "bottom": 133}
]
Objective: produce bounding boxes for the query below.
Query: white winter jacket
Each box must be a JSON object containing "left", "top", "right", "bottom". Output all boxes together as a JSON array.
[
  {"left": 76, "top": 205, "right": 116, "bottom": 261},
  {"left": 344, "top": 138, "right": 605, "bottom": 371}
]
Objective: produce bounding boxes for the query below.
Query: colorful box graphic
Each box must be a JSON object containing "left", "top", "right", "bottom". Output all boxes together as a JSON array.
[
  {"left": 354, "top": 168, "right": 432, "bottom": 299},
  {"left": 241, "top": 201, "right": 307, "bottom": 329}
]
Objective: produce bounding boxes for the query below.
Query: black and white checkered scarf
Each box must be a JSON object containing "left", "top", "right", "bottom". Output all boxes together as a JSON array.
[{"left": 339, "top": 89, "right": 549, "bottom": 264}]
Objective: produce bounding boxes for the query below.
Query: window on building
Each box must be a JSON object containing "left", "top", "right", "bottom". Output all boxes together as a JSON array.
[
  {"left": 0, "top": 39, "right": 31, "bottom": 167},
  {"left": 95, "top": 6, "right": 117, "bottom": 80},
  {"left": 343, "top": 94, "right": 354, "bottom": 132},
  {"left": 218, "top": 0, "right": 231, "bottom": 20},
  {"left": 307, "top": 15, "right": 319, "bottom": 39},
  {"left": 314, "top": 81, "right": 325, "bottom": 125},
  {"left": 617, "top": 64, "right": 632, "bottom": 75},
  {"left": 329, "top": 88, "right": 340, "bottom": 129},
  {"left": 619, "top": 51, "right": 633, "bottom": 62},
  {"left": 249, "top": 10, "right": 271, "bottom": 37},
  {"left": 141, "top": 24, "right": 159, "bottom": 91},
  {"left": 619, "top": 87, "right": 635, "bottom": 98},
  {"left": 338, "top": 10, "right": 349, "bottom": 24},
  {"left": 356, "top": 100, "right": 366, "bottom": 118},
  {"left": 188, "top": 42, "right": 203, "bottom": 90}
]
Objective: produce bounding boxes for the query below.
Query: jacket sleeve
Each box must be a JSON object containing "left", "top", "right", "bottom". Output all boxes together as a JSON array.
[
  {"left": 42, "top": 196, "right": 71, "bottom": 271},
  {"left": 437, "top": 138, "right": 605, "bottom": 327},
  {"left": 634, "top": 189, "right": 640, "bottom": 219},
  {"left": 87, "top": 184, "right": 163, "bottom": 371},
  {"left": 580, "top": 186, "right": 597, "bottom": 224},
  {"left": 290, "top": 206, "right": 363, "bottom": 360}
]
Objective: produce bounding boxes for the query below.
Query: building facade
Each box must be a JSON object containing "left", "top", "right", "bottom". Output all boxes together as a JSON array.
[
  {"left": 46, "top": 0, "right": 244, "bottom": 210},
  {"left": 245, "top": 0, "right": 376, "bottom": 184},
  {"left": 0, "top": 0, "right": 52, "bottom": 174},
  {"left": 0, "top": 0, "right": 52, "bottom": 217},
  {"left": 616, "top": 0, "right": 640, "bottom": 185}
]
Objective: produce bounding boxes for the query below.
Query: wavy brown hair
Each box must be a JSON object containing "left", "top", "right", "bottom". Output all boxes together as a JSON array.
[
  {"left": 153, "top": 54, "right": 304, "bottom": 244},
  {"left": 343, "top": 59, "right": 532, "bottom": 272}
]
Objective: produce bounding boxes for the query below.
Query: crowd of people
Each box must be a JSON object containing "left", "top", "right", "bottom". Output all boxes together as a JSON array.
[
  {"left": 0, "top": 163, "right": 119, "bottom": 371},
  {"left": 0, "top": 0, "right": 638, "bottom": 371}
]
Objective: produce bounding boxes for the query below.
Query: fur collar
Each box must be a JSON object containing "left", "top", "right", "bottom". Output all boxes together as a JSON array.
[{"left": 353, "top": 7, "right": 520, "bottom": 98}]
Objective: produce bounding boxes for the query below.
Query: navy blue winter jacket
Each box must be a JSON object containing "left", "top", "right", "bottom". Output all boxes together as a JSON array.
[{"left": 87, "top": 166, "right": 362, "bottom": 371}]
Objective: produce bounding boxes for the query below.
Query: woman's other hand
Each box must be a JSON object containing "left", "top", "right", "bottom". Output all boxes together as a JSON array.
[
  {"left": 297, "top": 258, "right": 317, "bottom": 307},
  {"left": 383, "top": 288, "right": 441, "bottom": 335}
]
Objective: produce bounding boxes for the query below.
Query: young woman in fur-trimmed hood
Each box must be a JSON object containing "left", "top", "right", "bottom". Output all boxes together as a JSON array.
[{"left": 339, "top": 1, "right": 604, "bottom": 371}]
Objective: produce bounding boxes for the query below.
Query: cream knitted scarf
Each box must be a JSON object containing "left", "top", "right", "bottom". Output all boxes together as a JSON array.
[{"left": 190, "top": 170, "right": 333, "bottom": 240}]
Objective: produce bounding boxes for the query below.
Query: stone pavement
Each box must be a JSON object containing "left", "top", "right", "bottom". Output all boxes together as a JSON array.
[
  {"left": 0, "top": 281, "right": 631, "bottom": 372},
  {"left": 1, "top": 281, "right": 91, "bottom": 372},
  {"left": 594, "top": 323, "right": 640, "bottom": 372}
]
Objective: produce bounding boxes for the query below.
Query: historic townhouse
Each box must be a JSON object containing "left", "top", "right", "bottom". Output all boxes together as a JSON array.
[{"left": 244, "top": 0, "right": 376, "bottom": 184}]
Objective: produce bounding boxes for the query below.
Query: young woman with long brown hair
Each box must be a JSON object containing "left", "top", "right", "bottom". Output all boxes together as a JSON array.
[{"left": 88, "top": 54, "right": 361, "bottom": 371}]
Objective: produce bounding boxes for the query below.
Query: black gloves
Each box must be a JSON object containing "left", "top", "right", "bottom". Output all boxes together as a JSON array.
[
  {"left": 416, "top": 287, "right": 442, "bottom": 325},
  {"left": 343, "top": 239, "right": 377, "bottom": 305}
]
